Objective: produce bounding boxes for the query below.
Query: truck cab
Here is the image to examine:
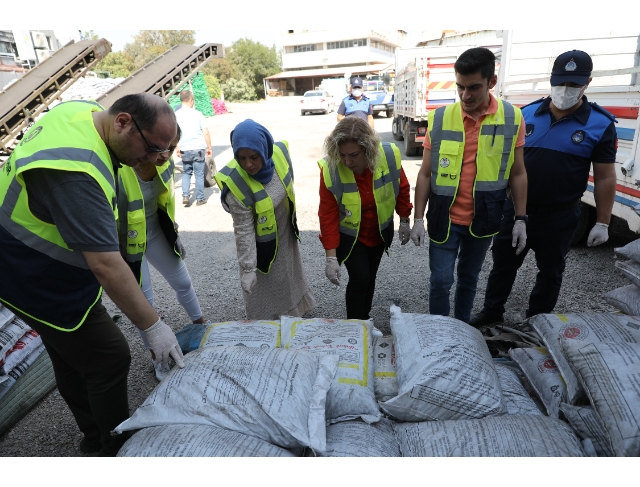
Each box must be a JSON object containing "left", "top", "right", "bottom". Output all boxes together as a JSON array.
[{"left": 362, "top": 78, "right": 394, "bottom": 118}]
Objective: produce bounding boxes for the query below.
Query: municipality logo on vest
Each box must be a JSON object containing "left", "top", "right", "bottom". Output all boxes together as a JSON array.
[
  {"left": 439, "top": 157, "right": 450, "bottom": 168},
  {"left": 20, "top": 126, "right": 43, "bottom": 146},
  {"left": 127, "top": 230, "right": 138, "bottom": 239},
  {"left": 258, "top": 216, "right": 267, "bottom": 224}
]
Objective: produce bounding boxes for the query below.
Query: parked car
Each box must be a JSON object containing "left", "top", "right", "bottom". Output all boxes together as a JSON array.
[{"left": 300, "top": 90, "right": 335, "bottom": 115}]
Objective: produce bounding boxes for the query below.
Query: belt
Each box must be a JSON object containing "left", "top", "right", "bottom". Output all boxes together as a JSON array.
[{"left": 526, "top": 199, "right": 580, "bottom": 214}]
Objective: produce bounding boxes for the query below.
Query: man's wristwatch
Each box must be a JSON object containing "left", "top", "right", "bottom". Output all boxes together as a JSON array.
[{"left": 514, "top": 215, "right": 528, "bottom": 223}]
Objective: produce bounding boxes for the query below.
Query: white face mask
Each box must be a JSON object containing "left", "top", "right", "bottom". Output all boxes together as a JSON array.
[
  {"left": 352, "top": 89, "right": 362, "bottom": 97},
  {"left": 550, "top": 85, "right": 583, "bottom": 110}
]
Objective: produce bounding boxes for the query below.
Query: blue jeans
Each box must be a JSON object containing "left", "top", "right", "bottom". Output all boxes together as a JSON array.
[
  {"left": 429, "top": 223, "right": 493, "bottom": 323},
  {"left": 181, "top": 150, "right": 205, "bottom": 201}
]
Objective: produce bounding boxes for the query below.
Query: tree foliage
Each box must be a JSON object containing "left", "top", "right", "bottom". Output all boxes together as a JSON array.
[
  {"left": 226, "top": 38, "right": 281, "bottom": 98},
  {"left": 202, "top": 58, "right": 242, "bottom": 84},
  {"left": 222, "top": 78, "right": 257, "bottom": 101},
  {"left": 94, "top": 51, "right": 135, "bottom": 78},
  {"left": 124, "top": 30, "right": 196, "bottom": 72},
  {"left": 203, "top": 74, "right": 222, "bottom": 100},
  {"left": 79, "top": 30, "right": 98, "bottom": 41}
]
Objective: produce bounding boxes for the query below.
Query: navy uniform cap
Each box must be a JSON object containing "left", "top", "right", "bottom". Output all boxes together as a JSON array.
[
  {"left": 550, "top": 50, "right": 593, "bottom": 86},
  {"left": 351, "top": 77, "right": 363, "bottom": 88}
]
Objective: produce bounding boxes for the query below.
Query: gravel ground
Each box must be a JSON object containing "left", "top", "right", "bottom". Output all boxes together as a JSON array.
[{"left": 0, "top": 96, "right": 635, "bottom": 457}]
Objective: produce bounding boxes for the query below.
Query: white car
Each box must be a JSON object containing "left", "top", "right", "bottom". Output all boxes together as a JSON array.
[{"left": 300, "top": 90, "right": 335, "bottom": 116}]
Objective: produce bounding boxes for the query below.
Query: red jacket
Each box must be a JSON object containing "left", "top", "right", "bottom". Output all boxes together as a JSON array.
[{"left": 319, "top": 166, "right": 413, "bottom": 249}]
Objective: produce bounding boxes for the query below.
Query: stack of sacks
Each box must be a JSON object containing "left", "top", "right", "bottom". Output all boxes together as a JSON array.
[
  {"left": 0, "top": 305, "right": 46, "bottom": 400},
  {"left": 514, "top": 313, "right": 640, "bottom": 456},
  {"left": 211, "top": 99, "right": 227, "bottom": 115},
  {"left": 383, "top": 306, "right": 586, "bottom": 457},
  {"left": 602, "top": 239, "right": 640, "bottom": 314}
]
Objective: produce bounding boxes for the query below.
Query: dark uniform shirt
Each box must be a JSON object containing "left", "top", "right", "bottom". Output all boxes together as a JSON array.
[
  {"left": 337, "top": 94, "right": 373, "bottom": 122},
  {"left": 522, "top": 95, "right": 617, "bottom": 207}
]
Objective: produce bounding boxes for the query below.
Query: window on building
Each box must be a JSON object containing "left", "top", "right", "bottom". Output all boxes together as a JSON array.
[
  {"left": 327, "top": 38, "right": 367, "bottom": 50},
  {"left": 293, "top": 44, "right": 316, "bottom": 53}
]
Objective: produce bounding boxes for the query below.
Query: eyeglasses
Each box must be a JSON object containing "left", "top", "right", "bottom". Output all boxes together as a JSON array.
[{"left": 131, "top": 117, "right": 171, "bottom": 154}]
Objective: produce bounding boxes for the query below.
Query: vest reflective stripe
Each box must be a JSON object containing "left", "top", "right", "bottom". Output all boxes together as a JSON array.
[
  {"left": 117, "top": 157, "right": 178, "bottom": 283},
  {"left": 0, "top": 100, "right": 116, "bottom": 331},
  {"left": 319, "top": 142, "right": 400, "bottom": 264},
  {"left": 214, "top": 141, "right": 298, "bottom": 273},
  {"left": 426, "top": 99, "right": 522, "bottom": 243}
]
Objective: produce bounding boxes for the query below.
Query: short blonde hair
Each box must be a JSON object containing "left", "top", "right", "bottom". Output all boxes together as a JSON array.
[{"left": 323, "top": 117, "right": 380, "bottom": 177}]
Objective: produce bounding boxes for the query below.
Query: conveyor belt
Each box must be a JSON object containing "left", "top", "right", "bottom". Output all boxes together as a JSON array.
[
  {"left": 0, "top": 38, "right": 111, "bottom": 155},
  {"left": 96, "top": 43, "right": 223, "bottom": 108}
]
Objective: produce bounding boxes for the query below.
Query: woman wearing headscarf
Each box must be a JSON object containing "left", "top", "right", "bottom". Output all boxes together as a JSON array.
[
  {"left": 117, "top": 128, "right": 208, "bottom": 380},
  {"left": 318, "top": 117, "right": 413, "bottom": 320},
  {"left": 214, "top": 119, "right": 315, "bottom": 320}
]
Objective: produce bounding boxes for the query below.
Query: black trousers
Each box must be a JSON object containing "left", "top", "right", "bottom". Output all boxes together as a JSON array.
[
  {"left": 14, "top": 298, "right": 131, "bottom": 455},
  {"left": 343, "top": 240, "right": 386, "bottom": 320},
  {"left": 482, "top": 199, "right": 581, "bottom": 318}
]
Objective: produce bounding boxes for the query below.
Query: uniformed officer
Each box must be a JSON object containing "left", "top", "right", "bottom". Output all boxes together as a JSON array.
[
  {"left": 337, "top": 76, "right": 375, "bottom": 129},
  {"left": 471, "top": 50, "right": 618, "bottom": 327}
]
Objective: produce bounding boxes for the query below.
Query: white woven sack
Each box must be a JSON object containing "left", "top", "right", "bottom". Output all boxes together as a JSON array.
[
  {"left": 380, "top": 306, "right": 504, "bottom": 421},
  {"left": 560, "top": 403, "right": 613, "bottom": 457},
  {"left": 0, "top": 305, "right": 14, "bottom": 330},
  {"left": 602, "top": 284, "right": 640, "bottom": 315},
  {"left": 117, "top": 424, "right": 297, "bottom": 457},
  {"left": 0, "top": 330, "right": 42, "bottom": 375},
  {"left": 560, "top": 338, "right": 640, "bottom": 456},
  {"left": 394, "top": 415, "right": 585, "bottom": 457},
  {"left": 615, "top": 259, "right": 640, "bottom": 288},
  {"left": 527, "top": 313, "right": 640, "bottom": 404},
  {"left": 280, "top": 316, "right": 380, "bottom": 424},
  {"left": 317, "top": 417, "right": 401, "bottom": 457},
  {"left": 201, "top": 320, "right": 280, "bottom": 348},
  {"left": 0, "top": 318, "right": 31, "bottom": 359},
  {"left": 114, "top": 346, "right": 338, "bottom": 452},
  {"left": 0, "top": 344, "right": 45, "bottom": 401},
  {"left": 495, "top": 363, "right": 544, "bottom": 416},
  {"left": 372, "top": 335, "right": 398, "bottom": 402},
  {"left": 508, "top": 347, "right": 566, "bottom": 417},
  {"left": 614, "top": 239, "right": 640, "bottom": 264}
]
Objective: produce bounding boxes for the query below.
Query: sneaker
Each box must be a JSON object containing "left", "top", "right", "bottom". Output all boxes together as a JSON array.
[
  {"left": 196, "top": 199, "right": 208, "bottom": 206},
  {"left": 183, "top": 196, "right": 190, "bottom": 206},
  {"left": 79, "top": 436, "right": 102, "bottom": 453},
  {"left": 469, "top": 311, "right": 504, "bottom": 328}
]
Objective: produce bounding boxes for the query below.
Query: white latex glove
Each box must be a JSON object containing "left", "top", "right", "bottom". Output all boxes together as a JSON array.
[
  {"left": 410, "top": 218, "right": 426, "bottom": 246},
  {"left": 176, "top": 235, "right": 186, "bottom": 260},
  {"left": 398, "top": 219, "right": 411, "bottom": 245},
  {"left": 241, "top": 270, "right": 257, "bottom": 294},
  {"left": 512, "top": 220, "right": 527, "bottom": 256},
  {"left": 587, "top": 222, "right": 609, "bottom": 247},
  {"left": 325, "top": 256, "right": 341, "bottom": 285},
  {"left": 142, "top": 319, "right": 185, "bottom": 370}
]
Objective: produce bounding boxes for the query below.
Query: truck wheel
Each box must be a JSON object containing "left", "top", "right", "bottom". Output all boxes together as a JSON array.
[
  {"left": 386, "top": 109, "right": 393, "bottom": 118},
  {"left": 404, "top": 126, "right": 419, "bottom": 157},
  {"left": 571, "top": 203, "right": 595, "bottom": 245},
  {"left": 392, "top": 118, "right": 403, "bottom": 141}
]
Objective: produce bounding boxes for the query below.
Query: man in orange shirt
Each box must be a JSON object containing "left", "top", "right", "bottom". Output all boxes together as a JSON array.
[{"left": 410, "top": 47, "right": 528, "bottom": 324}]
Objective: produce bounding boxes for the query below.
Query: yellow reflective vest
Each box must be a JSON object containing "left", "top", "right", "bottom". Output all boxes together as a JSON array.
[
  {"left": 426, "top": 99, "right": 522, "bottom": 243},
  {"left": 117, "top": 157, "right": 179, "bottom": 283},
  {"left": 214, "top": 141, "right": 298, "bottom": 274},
  {"left": 318, "top": 142, "right": 402, "bottom": 264},
  {"left": 0, "top": 100, "right": 117, "bottom": 331}
]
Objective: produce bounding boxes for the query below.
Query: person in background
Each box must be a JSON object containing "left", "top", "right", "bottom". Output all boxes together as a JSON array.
[
  {"left": 471, "top": 50, "right": 617, "bottom": 327},
  {"left": 337, "top": 76, "right": 375, "bottom": 129},
  {"left": 410, "top": 47, "right": 528, "bottom": 324},
  {"left": 176, "top": 90, "right": 212, "bottom": 206},
  {"left": 0, "top": 94, "right": 184, "bottom": 456},
  {"left": 117, "top": 126, "right": 208, "bottom": 381},
  {"left": 214, "top": 119, "right": 316, "bottom": 320},
  {"left": 319, "top": 117, "right": 413, "bottom": 320}
]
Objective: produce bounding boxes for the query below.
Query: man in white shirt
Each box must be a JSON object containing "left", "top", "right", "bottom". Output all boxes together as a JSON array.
[{"left": 176, "top": 90, "right": 212, "bottom": 206}]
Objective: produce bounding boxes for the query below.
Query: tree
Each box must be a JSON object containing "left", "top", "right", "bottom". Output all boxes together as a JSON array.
[
  {"left": 124, "top": 30, "right": 196, "bottom": 71},
  {"left": 203, "top": 74, "right": 222, "bottom": 100},
  {"left": 226, "top": 38, "right": 281, "bottom": 99},
  {"left": 202, "top": 58, "right": 243, "bottom": 84},
  {"left": 79, "top": 30, "right": 98, "bottom": 41},
  {"left": 94, "top": 51, "right": 134, "bottom": 78},
  {"left": 222, "top": 78, "right": 257, "bottom": 102}
]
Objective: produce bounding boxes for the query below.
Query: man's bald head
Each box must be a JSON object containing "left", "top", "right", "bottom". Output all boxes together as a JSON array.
[{"left": 108, "top": 93, "right": 176, "bottom": 132}]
